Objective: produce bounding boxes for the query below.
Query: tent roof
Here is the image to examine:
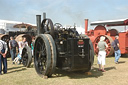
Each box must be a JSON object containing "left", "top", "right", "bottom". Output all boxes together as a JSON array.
[
  {"left": 91, "top": 18, "right": 128, "bottom": 26},
  {"left": 13, "top": 23, "right": 32, "bottom": 28}
]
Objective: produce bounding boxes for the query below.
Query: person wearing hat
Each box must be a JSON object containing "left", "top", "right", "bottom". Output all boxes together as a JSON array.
[{"left": 97, "top": 36, "right": 108, "bottom": 72}]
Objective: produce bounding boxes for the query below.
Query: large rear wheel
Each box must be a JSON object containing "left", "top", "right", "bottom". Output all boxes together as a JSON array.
[
  {"left": 44, "top": 34, "right": 57, "bottom": 76},
  {"left": 94, "top": 35, "right": 114, "bottom": 56},
  {"left": 83, "top": 35, "right": 94, "bottom": 71},
  {"left": 83, "top": 35, "right": 94, "bottom": 65},
  {"left": 34, "top": 34, "right": 56, "bottom": 77}
]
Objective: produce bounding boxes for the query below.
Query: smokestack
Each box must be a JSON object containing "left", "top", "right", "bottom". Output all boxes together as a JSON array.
[
  {"left": 43, "top": 12, "right": 46, "bottom": 19},
  {"left": 36, "top": 15, "right": 41, "bottom": 35},
  {"left": 85, "top": 19, "right": 88, "bottom": 35}
]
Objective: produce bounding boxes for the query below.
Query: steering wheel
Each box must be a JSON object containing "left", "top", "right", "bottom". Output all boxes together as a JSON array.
[{"left": 54, "top": 23, "right": 63, "bottom": 31}]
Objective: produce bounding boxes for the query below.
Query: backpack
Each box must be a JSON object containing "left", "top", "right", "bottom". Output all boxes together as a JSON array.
[
  {"left": 11, "top": 40, "right": 17, "bottom": 48},
  {"left": 111, "top": 41, "right": 116, "bottom": 48}
]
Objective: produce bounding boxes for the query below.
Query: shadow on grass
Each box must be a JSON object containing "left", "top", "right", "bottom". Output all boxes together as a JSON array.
[
  {"left": 7, "top": 65, "right": 27, "bottom": 74},
  {"left": 118, "top": 61, "right": 125, "bottom": 64},
  {"left": 121, "top": 54, "right": 128, "bottom": 58},
  {"left": 105, "top": 66, "right": 116, "bottom": 71},
  {"left": 7, "top": 68, "right": 27, "bottom": 74},
  {"left": 8, "top": 66, "right": 24, "bottom": 70},
  {"left": 51, "top": 66, "right": 116, "bottom": 79}
]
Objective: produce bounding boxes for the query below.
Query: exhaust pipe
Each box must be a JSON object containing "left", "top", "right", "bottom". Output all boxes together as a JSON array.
[
  {"left": 85, "top": 19, "right": 88, "bottom": 35},
  {"left": 43, "top": 12, "right": 46, "bottom": 20},
  {"left": 36, "top": 15, "right": 41, "bottom": 35}
]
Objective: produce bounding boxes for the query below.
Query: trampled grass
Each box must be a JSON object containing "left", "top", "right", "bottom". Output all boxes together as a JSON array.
[{"left": 0, "top": 56, "right": 128, "bottom": 85}]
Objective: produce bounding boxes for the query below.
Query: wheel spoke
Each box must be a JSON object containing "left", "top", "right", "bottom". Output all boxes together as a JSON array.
[
  {"left": 34, "top": 37, "right": 48, "bottom": 74},
  {"left": 94, "top": 35, "right": 114, "bottom": 57}
]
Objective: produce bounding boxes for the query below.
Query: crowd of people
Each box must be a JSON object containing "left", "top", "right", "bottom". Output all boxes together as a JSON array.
[
  {"left": 9, "top": 37, "right": 28, "bottom": 64},
  {"left": 0, "top": 36, "right": 30, "bottom": 75}
]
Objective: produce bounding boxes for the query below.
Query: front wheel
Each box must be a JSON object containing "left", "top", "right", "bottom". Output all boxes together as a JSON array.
[{"left": 22, "top": 46, "right": 32, "bottom": 67}]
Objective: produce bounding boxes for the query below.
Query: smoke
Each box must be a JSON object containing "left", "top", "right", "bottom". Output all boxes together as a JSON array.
[
  {"left": 0, "top": 0, "right": 128, "bottom": 30},
  {"left": 61, "top": 6, "right": 86, "bottom": 27}
]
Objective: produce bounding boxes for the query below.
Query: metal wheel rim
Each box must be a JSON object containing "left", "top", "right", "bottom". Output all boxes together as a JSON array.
[
  {"left": 44, "top": 34, "right": 57, "bottom": 76},
  {"left": 22, "top": 48, "right": 28, "bottom": 66},
  {"left": 94, "top": 35, "right": 114, "bottom": 56},
  {"left": 34, "top": 34, "right": 51, "bottom": 77},
  {"left": 83, "top": 35, "right": 94, "bottom": 66},
  {"left": 22, "top": 46, "right": 32, "bottom": 67}
]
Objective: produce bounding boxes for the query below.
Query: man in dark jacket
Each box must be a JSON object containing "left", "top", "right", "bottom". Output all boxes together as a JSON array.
[
  {"left": 114, "top": 35, "right": 121, "bottom": 64},
  {"left": 9, "top": 36, "right": 18, "bottom": 62}
]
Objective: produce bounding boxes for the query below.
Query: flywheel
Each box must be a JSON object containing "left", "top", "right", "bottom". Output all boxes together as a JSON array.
[{"left": 41, "top": 19, "right": 55, "bottom": 38}]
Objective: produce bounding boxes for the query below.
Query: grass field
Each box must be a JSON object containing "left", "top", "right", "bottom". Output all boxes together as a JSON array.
[{"left": 0, "top": 56, "right": 128, "bottom": 85}]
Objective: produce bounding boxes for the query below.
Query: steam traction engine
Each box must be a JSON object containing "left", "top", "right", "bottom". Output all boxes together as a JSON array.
[
  {"left": 33, "top": 15, "right": 94, "bottom": 77},
  {"left": 85, "top": 19, "right": 128, "bottom": 56}
]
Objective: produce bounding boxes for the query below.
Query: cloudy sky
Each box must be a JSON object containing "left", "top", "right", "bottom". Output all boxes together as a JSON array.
[{"left": 0, "top": 0, "right": 128, "bottom": 31}]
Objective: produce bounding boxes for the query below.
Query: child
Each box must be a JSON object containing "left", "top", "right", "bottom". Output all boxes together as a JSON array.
[
  {"left": 13, "top": 37, "right": 23, "bottom": 64},
  {"left": 13, "top": 53, "right": 21, "bottom": 64}
]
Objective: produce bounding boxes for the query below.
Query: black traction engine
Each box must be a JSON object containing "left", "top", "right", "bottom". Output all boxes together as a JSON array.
[{"left": 22, "top": 15, "right": 94, "bottom": 78}]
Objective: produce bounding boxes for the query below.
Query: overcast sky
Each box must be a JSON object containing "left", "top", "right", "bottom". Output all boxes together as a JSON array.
[{"left": 0, "top": 0, "right": 128, "bottom": 31}]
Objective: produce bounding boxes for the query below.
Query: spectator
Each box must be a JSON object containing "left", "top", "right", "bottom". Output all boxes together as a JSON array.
[
  {"left": 16, "top": 37, "right": 28, "bottom": 64},
  {"left": 0, "top": 39, "right": 8, "bottom": 75},
  {"left": 18, "top": 37, "right": 28, "bottom": 56},
  {"left": 22, "top": 37, "right": 28, "bottom": 48},
  {"left": 114, "top": 35, "right": 121, "bottom": 64},
  {"left": 13, "top": 53, "right": 21, "bottom": 64},
  {"left": 97, "top": 36, "right": 108, "bottom": 72},
  {"left": 9, "top": 36, "right": 18, "bottom": 62},
  {"left": 12, "top": 37, "right": 23, "bottom": 65},
  {"left": 31, "top": 37, "right": 35, "bottom": 56}
]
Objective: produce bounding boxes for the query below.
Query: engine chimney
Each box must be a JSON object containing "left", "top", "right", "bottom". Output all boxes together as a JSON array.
[
  {"left": 36, "top": 15, "right": 41, "bottom": 35},
  {"left": 43, "top": 12, "right": 46, "bottom": 19},
  {"left": 85, "top": 19, "right": 88, "bottom": 35}
]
